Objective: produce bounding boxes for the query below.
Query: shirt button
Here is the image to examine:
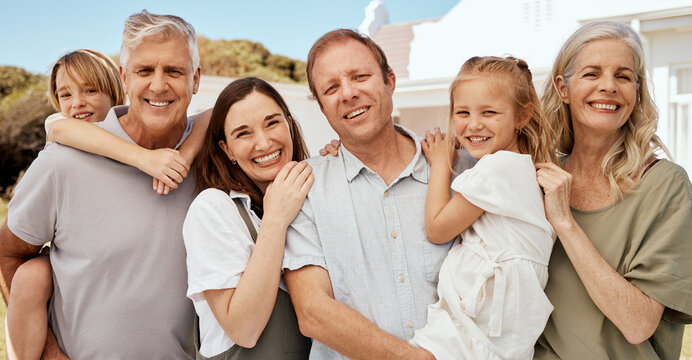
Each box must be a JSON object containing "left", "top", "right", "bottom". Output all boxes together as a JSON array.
[
  {"left": 398, "top": 275, "right": 405, "bottom": 282},
  {"left": 384, "top": 190, "right": 389, "bottom": 197},
  {"left": 407, "top": 321, "right": 414, "bottom": 328},
  {"left": 391, "top": 231, "right": 397, "bottom": 238}
]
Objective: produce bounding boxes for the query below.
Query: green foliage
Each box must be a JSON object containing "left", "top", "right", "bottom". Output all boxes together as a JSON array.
[
  {"left": 0, "top": 81, "right": 53, "bottom": 197},
  {"left": 0, "top": 66, "right": 44, "bottom": 100},
  {"left": 198, "top": 36, "right": 307, "bottom": 83}
]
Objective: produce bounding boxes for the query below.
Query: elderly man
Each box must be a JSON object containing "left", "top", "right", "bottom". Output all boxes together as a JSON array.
[
  {"left": 283, "top": 29, "right": 474, "bottom": 359},
  {"left": 0, "top": 10, "right": 200, "bottom": 359}
]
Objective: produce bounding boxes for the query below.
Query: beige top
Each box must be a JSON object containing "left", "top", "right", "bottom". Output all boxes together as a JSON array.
[{"left": 535, "top": 159, "right": 692, "bottom": 360}]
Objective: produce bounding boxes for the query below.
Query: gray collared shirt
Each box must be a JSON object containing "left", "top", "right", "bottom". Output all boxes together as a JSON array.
[{"left": 283, "top": 125, "right": 475, "bottom": 359}]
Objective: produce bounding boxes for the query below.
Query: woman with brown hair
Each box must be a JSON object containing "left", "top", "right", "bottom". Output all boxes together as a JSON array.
[{"left": 183, "top": 77, "right": 313, "bottom": 359}]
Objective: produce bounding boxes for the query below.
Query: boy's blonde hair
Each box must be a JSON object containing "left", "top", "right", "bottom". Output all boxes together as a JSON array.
[
  {"left": 448, "top": 56, "right": 557, "bottom": 164},
  {"left": 49, "top": 49, "right": 126, "bottom": 112}
]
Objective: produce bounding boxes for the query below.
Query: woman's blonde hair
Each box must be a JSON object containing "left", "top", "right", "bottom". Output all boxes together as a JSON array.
[
  {"left": 448, "top": 56, "right": 557, "bottom": 164},
  {"left": 542, "top": 21, "right": 670, "bottom": 198},
  {"left": 49, "top": 49, "right": 126, "bottom": 111}
]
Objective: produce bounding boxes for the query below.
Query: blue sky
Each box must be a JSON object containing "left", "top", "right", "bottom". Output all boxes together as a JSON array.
[{"left": 0, "top": 0, "right": 458, "bottom": 75}]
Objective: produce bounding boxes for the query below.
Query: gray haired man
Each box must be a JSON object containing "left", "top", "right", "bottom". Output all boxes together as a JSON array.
[{"left": 0, "top": 10, "right": 200, "bottom": 359}]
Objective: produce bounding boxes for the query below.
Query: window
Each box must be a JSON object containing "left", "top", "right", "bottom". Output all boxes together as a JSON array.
[{"left": 669, "top": 63, "right": 692, "bottom": 173}]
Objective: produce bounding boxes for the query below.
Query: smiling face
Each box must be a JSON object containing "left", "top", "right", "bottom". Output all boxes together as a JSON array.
[
  {"left": 55, "top": 67, "right": 113, "bottom": 122},
  {"left": 120, "top": 34, "right": 200, "bottom": 135},
  {"left": 219, "top": 91, "right": 294, "bottom": 192},
  {"left": 452, "top": 76, "right": 521, "bottom": 160},
  {"left": 557, "top": 38, "right": 637, "bottom": 140},
  {"left": 311, "top": 39, "right": 395, "bottom": 148}
]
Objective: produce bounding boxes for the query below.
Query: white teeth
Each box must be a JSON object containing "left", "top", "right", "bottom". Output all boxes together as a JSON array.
[
  {"left": 346, "top": 107, "right": 366, "bottom": 119},
  {"left": 468, "top": 137, "right": 488, "bottom": 143},
  {"left": 253, "top": 150, "right": 280, "bottom": 164},
  {"left": 73, "top": 113, "right": 92, "bottom": 119},
  {"left": 148, "top": 100, "right": 170, "bottom": 107},
  {"left": 591, "top": 103, "right": 617, "bottom": 110}
]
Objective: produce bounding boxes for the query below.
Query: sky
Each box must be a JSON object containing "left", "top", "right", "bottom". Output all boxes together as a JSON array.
[{"left": 0, "top": 0, "right": 459, "bottom": 75}]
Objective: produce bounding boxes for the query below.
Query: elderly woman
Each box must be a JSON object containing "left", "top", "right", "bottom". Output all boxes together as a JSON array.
[
  {"left": 534, "top": 21, "right": 692, "bottom": 359},
  {"left": 183, "top": 77, "right": 313, "bottom": 359}
]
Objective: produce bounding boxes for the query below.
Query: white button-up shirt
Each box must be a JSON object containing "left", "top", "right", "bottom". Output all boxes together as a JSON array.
[{"left": 283, "top": 125, "right": 475, "bottom": 359}]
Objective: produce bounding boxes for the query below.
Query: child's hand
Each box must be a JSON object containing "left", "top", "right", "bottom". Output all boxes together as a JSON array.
[
  {"left": 136, "top": 148, "right": 190, "bottom": 193},
  {"left": 263, "top": 161, "right": 314, "bottom": 228},
  {"left": 152, "top": 178, "right": 173, "bottom": 195},
  {"left": 319, "top": 139, "right": 341, "bottom": 157},
  {"left": 421, "top": 127, "right": 454, "bottom": 168}
]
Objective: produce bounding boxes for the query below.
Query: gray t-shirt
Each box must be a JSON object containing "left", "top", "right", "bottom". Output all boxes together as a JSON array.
[{"left": 8, "top": 106, "right": 197, "bottom": 359}]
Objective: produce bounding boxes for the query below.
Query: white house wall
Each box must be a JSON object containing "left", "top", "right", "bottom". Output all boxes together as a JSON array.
[{"left": 407, "top": 0, "right": 692, "bottom": 80}]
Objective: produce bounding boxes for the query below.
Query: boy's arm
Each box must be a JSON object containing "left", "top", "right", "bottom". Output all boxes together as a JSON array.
[
  {"left": 49, "top": 118, "right": 188, "bottom": 189},
  {"left": 180, "top": 109, "right": 212, "bottom": 164},
  {"left": 152, "top": 109, "right": 212, "bottom": 194}
]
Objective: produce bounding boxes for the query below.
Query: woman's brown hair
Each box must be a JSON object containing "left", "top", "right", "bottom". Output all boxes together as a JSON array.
[{"left": 195, "top": 77, "right": 309, "bottom": 216}]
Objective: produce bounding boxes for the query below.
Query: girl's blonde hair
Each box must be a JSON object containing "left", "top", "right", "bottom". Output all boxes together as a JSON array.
[
  {"left": 541, "top": 21, "right": 670, "bottom": 199},
  {"left": 448, "top": 56, "right": 557, "bottom": 164},
  {"left": 49, "top": 49, "right": 126, "bottom": 112}
]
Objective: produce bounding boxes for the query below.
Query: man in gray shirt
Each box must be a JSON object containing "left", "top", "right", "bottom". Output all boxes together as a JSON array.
[
  {"left": 0, "top": 10, "right": 200, "bottom": 359},
  {"left": 283, "top": 29, "right": 474, "bottom": 359}
]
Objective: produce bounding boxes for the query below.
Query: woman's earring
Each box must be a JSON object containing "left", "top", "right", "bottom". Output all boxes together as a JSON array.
[{"left": 231, "top": 159, "right": 237, "bottom": 164}]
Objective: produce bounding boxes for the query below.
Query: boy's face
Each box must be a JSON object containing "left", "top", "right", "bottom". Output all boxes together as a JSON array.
[
  {"left": 120, "top": 34, "right": 200, "bottom": 136},
  {"left": 55, "top": 68, "right": 113, "bottom": 122}
]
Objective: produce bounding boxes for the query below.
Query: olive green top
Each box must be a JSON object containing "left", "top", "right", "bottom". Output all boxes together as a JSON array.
[{"left": 535, "top": 160, "right": 692, "bottom": 359}]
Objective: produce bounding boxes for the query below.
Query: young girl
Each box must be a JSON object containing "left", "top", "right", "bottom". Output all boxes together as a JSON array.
[
  {"left": 5, "top": 49, "right": 208, "bottom": 360},
  {"left": 411, "top": 56, "right": 557, "bottom": 360}
]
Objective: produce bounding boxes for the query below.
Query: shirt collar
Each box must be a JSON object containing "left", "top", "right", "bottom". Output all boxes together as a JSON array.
[
  {"left": 104, "top": 105, "right": 193, "bottom": 150},
  {"left": 228, "top": 189, "right": 252, "bottom": 208},
  {"left": 341, "top": 124, "right": 429, "bottom": 184}
]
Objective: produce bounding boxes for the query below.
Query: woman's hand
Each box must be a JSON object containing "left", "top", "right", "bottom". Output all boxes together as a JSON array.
[
  {"left": 319, "top": 139, "right": 341, "bottom": 157},
  {"left": 263, "top": 161, "right": 314, "bottom": 227},
  {"left": 134, "top": 148, "right": 190, "bottom": 194},
  {"left": 421, "top": 127, "right": 455, "bottom": 168}
]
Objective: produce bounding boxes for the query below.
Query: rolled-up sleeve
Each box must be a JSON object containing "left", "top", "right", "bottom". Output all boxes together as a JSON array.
[{"left": 283, "top": 195, "right": 327, "bottom": 271}]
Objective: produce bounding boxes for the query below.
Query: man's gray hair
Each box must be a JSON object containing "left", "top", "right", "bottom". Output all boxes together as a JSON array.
[{"left": 120, "top": 9, "right": 200, "bottom": 71}]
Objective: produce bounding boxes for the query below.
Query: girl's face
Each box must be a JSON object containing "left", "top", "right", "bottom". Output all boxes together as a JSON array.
[
  {"left": 55, "top": 67, "right": 113, "bottom": 122},
  {"left": 219, "top": 91, "right": 294, "bottom": 193},
  {"left": 452, "top": 76, "right": 521, "bottom": 160},
  {"left": 556, "top": 38, "right": 637, "bottom": 141}
]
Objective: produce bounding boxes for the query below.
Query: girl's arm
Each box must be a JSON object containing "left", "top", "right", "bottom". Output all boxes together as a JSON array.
[
  {"left": 535, "top": 162, "right": 664, "bottom": 344},
  {"left": 49, "top": 117, "right": 188, "bottom": 190},
  {"left": 203, "top": 161, "right": 314, "bottom": 347},
  {"left": 421, "top": 128, "right": 484, "bottom": 244}
]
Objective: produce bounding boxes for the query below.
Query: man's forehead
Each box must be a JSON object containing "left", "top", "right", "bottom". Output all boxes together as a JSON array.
[
  {"left": 128, "top": 34, "right": 192, "bottom": 67},
  {"left": 313, "top": 39, "right": 376, "bottom": 75}
]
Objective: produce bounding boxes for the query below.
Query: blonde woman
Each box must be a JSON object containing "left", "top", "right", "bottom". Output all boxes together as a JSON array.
[{"left": 534, "top": 21, "right": 692, "bottom": 359}]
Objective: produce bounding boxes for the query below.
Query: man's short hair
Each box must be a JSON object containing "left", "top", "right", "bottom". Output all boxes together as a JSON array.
[
  {"left": 120, "top": 9, "right": 199, "bottom": 71},
  {"left": 306, "top": 29, "right": 392, "bottom": 105}
]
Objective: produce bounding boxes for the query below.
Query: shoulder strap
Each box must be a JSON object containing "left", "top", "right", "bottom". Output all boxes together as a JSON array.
[{"left": 233, "top": 198, "right": 258, "bottom": 242}]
